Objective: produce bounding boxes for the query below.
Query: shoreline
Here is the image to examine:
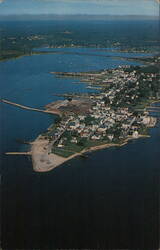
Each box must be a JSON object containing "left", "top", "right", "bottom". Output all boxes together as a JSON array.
[
  {"left": 5, "top": 96, "right": 157, "bottom": 172},
  {"left": 31, "top": 133, "right": 150, "bottom": 172},
  {"left": 0, "top": 47, "right": 155, "bottom": 64},
  {"left": 2, "top": 52, "right": 159, "bottom": 172},
  {"left": 31, "top": 97, "right": 157, "bottom": 172}
]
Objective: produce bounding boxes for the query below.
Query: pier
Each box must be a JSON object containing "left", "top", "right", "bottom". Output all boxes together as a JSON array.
[
  {"left": 5, "top": 152, "right": 31, "bottom": 155},
  {"left": 135, "top": 106, "right": 160, "bottom": 113},
  {"left": 1, "top": 99, "right": 61, "bottom": 116},
  {"left": 147, "top": 106, "right": 160, "bottom": 112}
]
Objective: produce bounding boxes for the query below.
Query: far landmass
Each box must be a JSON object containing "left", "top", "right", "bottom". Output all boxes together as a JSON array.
[
  {"left": 0, "top": 18, "right": 159, "bottom": 61},
  {"left": 31, "top": 55, "right": 160, "bottom": 172}
]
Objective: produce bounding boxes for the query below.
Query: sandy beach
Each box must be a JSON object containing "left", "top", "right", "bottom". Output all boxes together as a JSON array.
[
  {"left": 31, "top": 137, "right": 115, "bottom": 172},
  {"left": 31, "top": 133, "right": 150, "bottom": 172},
  {"left": 31, "top": 136, "right": 67, "bottom": 172}
]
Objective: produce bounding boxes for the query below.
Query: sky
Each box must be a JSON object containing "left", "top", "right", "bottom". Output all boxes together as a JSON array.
[{"left": 0, "top": 0, "right": 159, "bottom": 16}]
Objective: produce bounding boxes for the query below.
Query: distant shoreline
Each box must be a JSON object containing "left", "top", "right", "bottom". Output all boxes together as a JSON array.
[
  {"left": 0, "top": 14, "right": 159, "bottom": 21},
  {"left": 0, "top": 48, "right": 154, "bottom": 63}
]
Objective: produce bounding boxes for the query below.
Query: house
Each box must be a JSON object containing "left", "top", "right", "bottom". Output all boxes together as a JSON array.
[
  {"left": 142, "top": 116, "right": 151, "bottom": 125},
  {"left": 57, "top": 139, "right": 64, "bottom": 148},
  {"left": 71, "top": 137, "right": 78, "bottom": 144},
  {"left": 78, "top": 115, "right": 85, "bottom": 121},
  {"left": 69, "top": 121, "right": 80, "bottom": 130},
  {"left": 81, "top": 132, "right": 89, "bottom": 138},
  {"left": 132, "top": 131, "right": 139, "bottom": 138},
  {"left": 91, "top": 135, "right": 101, "bottom": 140},
  {"left": 98, "top": 125, "right": 106, "bottom": 133},
  {"left": 108, "top": 134, "right": 114, "bottom": 141}
]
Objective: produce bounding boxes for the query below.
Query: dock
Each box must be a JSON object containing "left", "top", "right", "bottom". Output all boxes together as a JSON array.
[
  {"left": 147, "top": 106, "right": 160, "bottom": 112},
  {"left": 5, "top": 152, "right": 31, "bottom": 155}
]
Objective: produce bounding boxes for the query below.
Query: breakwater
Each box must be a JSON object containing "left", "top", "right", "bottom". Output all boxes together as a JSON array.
[{"left": 1, "top": 99, "right": 61, "bottom": 116}]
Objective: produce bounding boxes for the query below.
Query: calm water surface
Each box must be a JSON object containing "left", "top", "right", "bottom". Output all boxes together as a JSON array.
[{"left": 1, "top": 49, "right": 159, "bottom": 249}]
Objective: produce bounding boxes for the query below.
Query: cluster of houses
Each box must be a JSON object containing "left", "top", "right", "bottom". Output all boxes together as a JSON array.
[
  {"left": 26, "top": 35, "right": 44, "bottom": 41},
  {"left": 49, "top": 65, "right": 158, "bottom": 149},
  {"left": 52, "top": 102, "right": 152, "bottom": 148}
]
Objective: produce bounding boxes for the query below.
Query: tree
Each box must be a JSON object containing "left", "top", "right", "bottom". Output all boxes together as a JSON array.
[
  {"left": 84, "top": 115, "right": 96, "bottom": 126},
  {"left": 78, "top": 138, "right": 87, "bottom": 146},
  {"left": 68, "top": 97, "right": 72, "bottom": 102},
  {"left": 54, "top": 116, "right": 62, "bottom": 124},
  {"left": 102, "top": 96, "right": 110, "bottom": 105}
]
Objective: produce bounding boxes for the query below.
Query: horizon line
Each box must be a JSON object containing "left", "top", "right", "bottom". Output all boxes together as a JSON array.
[{"left": 0, "top": 14, "right": 159, "bottom": 20}]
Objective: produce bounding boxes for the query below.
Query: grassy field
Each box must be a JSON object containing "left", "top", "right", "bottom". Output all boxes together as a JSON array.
[
  {"left": 52, "top": 147, "right": 74, "bottom": 158},
  {"left": 51, "top": 139, "right": 112, "bottom": 158},
  {"left": 52, "top": 142, "right": 84, "bottom": 157}
]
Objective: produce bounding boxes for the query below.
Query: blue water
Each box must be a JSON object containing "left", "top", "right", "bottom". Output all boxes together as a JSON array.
[
  {"left": 34, "top": 47, "right": 154, "bottom": 58},
  {"left": 1, "top": 50, "right": 143, "bottom": 103},
  {"left": 1, "top": 49, "right": 159, "bottom": 249},
  {"left": 0, "top": 49, "right": 142, "bottom": 151}
]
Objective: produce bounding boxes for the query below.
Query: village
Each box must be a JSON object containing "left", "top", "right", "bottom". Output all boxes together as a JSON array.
[{"left": 43, "top": 61, "right": 159, "bottom": 158}]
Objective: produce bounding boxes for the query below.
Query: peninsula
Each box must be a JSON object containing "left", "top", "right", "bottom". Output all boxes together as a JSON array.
[{"left": 31, "top": 56, "right": 160, "bottom": 172}]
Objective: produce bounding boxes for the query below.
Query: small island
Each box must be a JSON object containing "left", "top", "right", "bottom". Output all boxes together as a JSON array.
[{"left": 31, "top": 56, "right": 160, "bottom": 172}]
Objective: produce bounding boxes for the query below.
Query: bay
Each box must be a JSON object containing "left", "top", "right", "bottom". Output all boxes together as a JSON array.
[{"left": 1, "top": 48, "right": 159, "bottom": 249}]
